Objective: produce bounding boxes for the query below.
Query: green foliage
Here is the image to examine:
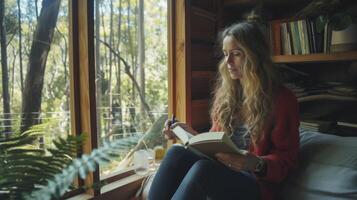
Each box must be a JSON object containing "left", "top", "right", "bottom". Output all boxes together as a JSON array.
[
  {"left": 140, "top": 114, "right": 167, "bottom": 149},
  {"left": 316, "top": 12, "right": 353, "bottom": 32},
  {"left": 27, "top": 133, "right": 141, "bottom": 200},
  {"left": 330, "top": 13, "right": 353, "bottom": 31},
  {"left": 0, "top": 124, "right": 83, "bottom": 200},
  {"left": 4, "top": 0, "right": 18, "bottom": 36},
  {"left": 298, "top": 0, "right": 357, "bottom": 32}
]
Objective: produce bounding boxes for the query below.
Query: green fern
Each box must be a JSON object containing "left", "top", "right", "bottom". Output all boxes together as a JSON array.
[
  {"left": 27, "top": 134, "right": 141, "bottom": 200},
  {"left": 0, "top": 124, "right": 83, "bottom": 200},
  {"left": 1, "top": 115, "right": 165, "bottom": 200}
]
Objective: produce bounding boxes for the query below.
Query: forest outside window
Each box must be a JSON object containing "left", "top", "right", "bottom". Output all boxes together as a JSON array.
[
  {"left": 1, "top": 0, "right": 71, "bottom": 144},
  {"left": 93, "top": 0, "right": 168, "bottom": 179},
  {"left": 0, "top": 0, "right": 83, "bottom": 198},
  {"left": 1, "top": 0, "right": 168, "bottom": 198}
]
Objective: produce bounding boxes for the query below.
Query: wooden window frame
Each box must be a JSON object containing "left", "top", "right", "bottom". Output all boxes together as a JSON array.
[
  {"left": 68, "top": 0, "right": 172, "bottom": 198},
  {"left": 69, "top": 0, "right": 99, "bottom": 196}
]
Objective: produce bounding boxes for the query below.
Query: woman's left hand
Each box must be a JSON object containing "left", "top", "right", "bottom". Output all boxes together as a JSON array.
[{"left": 215, "top": 152, "right": 259, "bottom": 172}]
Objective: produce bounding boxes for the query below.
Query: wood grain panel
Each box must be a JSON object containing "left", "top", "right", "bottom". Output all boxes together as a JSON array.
[
  {"left": 191, "top": 75, "right": 215, "bottom": 100},
  {"left": 191, "top": 0, "right": 218, "bottom": 13},
  {"left": 191, "top": 99, "right": 211, "bottom": 131},
  {"left": 272, "top": 51, "right": 357, "bottom": 63},
  {"left": 191, "top": 43, "right": 218, "bottom": 71},
  {"left": 70, "top": 0, "right": 99, "bottom": 196},
  {"left": 174, "top": 0, "right": 190, "bottom": 123},
  {"left": 190, "top": 7, "right": 217, "bottom": 43}
]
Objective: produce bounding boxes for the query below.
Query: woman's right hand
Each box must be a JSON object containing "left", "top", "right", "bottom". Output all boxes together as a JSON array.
[
  {"left": 163, "top": 120, "right": 198, "bottom": 140},
  {"left": 162, "top": 119, "right": 177, "bottom": 140}
]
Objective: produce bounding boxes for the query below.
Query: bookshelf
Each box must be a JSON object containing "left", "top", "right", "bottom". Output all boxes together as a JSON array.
[
  {"left": 265, "top": 1, "right": 357, "bottom": 135},
  {"left": 170, "top": 0, "right": 220, "bottom": 131},
  {"left": 171, "top": 0, "right": 357, "bottom": 134}
]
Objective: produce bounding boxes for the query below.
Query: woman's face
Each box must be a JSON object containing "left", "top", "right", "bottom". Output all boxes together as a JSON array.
[{"left": 222, "top": 35, "right": 245, "bottom": 80}]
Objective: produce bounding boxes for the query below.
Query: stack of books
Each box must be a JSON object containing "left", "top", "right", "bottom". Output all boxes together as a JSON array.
[{"left": 300, "top": 120, "right": 336, "bottom": 133}]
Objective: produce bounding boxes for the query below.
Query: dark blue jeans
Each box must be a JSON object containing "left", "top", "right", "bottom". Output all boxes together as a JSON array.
[{"left": 148, "top": 145, "right": 261, "bottom": 200}]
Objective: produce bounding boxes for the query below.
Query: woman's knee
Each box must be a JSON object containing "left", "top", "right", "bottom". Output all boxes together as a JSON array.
[
  {"left": 165, "top": 145, "right": 187, "bottom": 157},
  {"left": 160, "top": 145, "right": 189, "bottom": 164},
  {"left": 188, "top": 160, "right": 216, "bottom": 177}
]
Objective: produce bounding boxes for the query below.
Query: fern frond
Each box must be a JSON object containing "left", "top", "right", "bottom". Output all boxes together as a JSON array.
[
  {"left": 27, "top": 134, "right": 141, "bottom": 200},
  {"left": 0, "top": 123, "right": 82, "bottom": 200}
]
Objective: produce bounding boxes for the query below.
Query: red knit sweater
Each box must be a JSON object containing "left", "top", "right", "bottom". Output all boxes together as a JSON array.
[{"left": 210, "top": 86, "right": 300, "bottom": 200}]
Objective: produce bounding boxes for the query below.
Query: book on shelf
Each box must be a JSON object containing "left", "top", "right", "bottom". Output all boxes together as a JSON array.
[
  {"left": 172, "top": 126, "right": 247, "bottom": 158},
  {"left": 270, "top": 19, "right": 282, "bottom": 55},
  {"left": 290, "top": 20, "right": 302, "bottom": 55},
  {"left": 270, "top": 16, "right": 331, "bottom": 55},
  {"left": 280, "top": 22, "right": 293, "bottom": 55}
]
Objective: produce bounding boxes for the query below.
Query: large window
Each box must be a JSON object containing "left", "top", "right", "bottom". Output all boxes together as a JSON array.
[
  {"left": 93, "top": 0, "right": 168, "bottom": 178},
  {"left": 1, "top": 0, "right": 168, "bottom": 198},
  {"left": 0, "top": 0, "right": 81, "bottom": 197}
]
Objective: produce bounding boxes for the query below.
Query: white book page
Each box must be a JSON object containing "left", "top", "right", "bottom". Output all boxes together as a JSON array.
[
  {"left": 172, "top": 126, "right": 194, "bottom": 144},
  {"left": 188, "top": 132, "right": 224, "bottom": 144}
]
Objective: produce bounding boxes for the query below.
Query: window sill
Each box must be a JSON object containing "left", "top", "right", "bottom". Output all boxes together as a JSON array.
[
  {"left": 65, "top": 193, "right": 93, "bottom": 200},
  {"left": 66, "top": 173, "right": 147, "bottom": 200},
  {"left": 99, "top": 173, "right": 147, "bottom": 200},
  {"left": 101, "top": 173, "right": 146, "bottom": 193}
]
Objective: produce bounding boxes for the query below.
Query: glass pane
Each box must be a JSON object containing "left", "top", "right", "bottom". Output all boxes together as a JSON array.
[
  {"left": 0, "top": 0, "right": 74, "bottom": 193},
  {"left": 94, "top": 0, "right": 168, "bottom": 178},
  {"left": 0, "top": 0, "right": 71, "bottom": 142}
]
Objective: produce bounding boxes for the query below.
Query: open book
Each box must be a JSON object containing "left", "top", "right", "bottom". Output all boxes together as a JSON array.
[{"left": 172, "top": 126, "right": 247, "bottom": 158}]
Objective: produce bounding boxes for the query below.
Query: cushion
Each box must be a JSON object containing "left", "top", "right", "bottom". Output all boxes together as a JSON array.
[{"left": 281, "top": 130, "right": 357, "bottom": 200}]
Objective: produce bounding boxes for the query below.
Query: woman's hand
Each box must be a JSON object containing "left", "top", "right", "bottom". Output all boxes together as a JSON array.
[
  {"left": 162, "top": 120, "right": 198, "bottom": 140},
  {"left": 215, "top": 152, "right": 260, "bottom": 172}
]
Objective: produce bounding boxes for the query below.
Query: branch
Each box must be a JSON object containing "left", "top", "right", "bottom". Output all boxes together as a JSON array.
[{"left": 95, "top": 37, "right": 155, "bottom": 123}]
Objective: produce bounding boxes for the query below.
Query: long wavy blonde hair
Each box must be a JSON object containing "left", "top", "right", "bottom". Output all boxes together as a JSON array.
[{"left": 211, "top": 22, "right": 281, "bottom": 144}]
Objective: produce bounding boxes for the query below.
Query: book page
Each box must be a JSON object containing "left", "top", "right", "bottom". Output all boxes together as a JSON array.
[
  {"left": 172, "top": 126, "right": 194, "bottom": 144},
  {"left": 188, "top": 132, "right": 225, "bottom": 144},
  {"left": 188, "top": 132, "right": 247, "bottom": 157}
]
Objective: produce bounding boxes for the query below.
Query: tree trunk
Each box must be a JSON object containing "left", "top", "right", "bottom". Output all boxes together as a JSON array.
[
  {"left": 20, "top": 0, "right": 61, "bottom": 133},
  {"left": 126, "top": 0, "right": 138, "bottom": 132},
  {"left": 0, "top": 0, "right": 12, "bottom": 136},
  {"left": 35, "top": 0, "right": 39, "bottom": 20},
  {"left": 17, "top": 0, "right": 24, "bottom": 93},
  {"left": 100, "top": 3, "right": 108, "bottom": 134},
  {"left": 56, "top": 27, "right": 69, "bottom": 112},
  {"left": 108, "top": 0, "right": 114, "bottom": 135},
  {"left": 115, "top": 0, "right": 123, "bottom": 134},
  {"left": 95, "top": 0, "right": 102, "bottom": 140},
  {"left": 138, "top": 0, "right": 146, "bottom": 128},
  {"left": 11, "top": 47, "right": 17, "bottom": 106},
  {"left": 101, "top": 4, "right": 108, "bottom": 70}
]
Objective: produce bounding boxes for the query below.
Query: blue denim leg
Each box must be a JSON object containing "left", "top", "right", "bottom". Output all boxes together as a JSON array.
[
  {"left": 148, "top": 145, "right": 261, "bottom": 200},
  {"left": 171, "top": 159, "right": 260, "bottom": 200},
  {"left": 148, "top": 145, "right": 202, "bottom": 200}
]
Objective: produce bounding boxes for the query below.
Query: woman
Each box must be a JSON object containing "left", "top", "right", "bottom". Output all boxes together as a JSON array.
[{"left": 148, "top": 21, "right": 300, "bottom": 200}]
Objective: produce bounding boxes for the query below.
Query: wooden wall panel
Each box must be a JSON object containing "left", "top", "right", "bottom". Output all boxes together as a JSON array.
[
  {"left": 190, "top": 8, "right": 217, "bottom": 42},
  {"left": 191, "top": 43, "right": 218, "bottom": 71},
  {"left": 191, "top": 0, "right": 218, "bottom": 13},
  {"left": 191, "top": 100, "right": 211, "bottom": 131},
  {"left": 191, "top": 76, "right": 215, "bottom": 100},
  {"left": 170, "top": 0, "right": 219, "bottom": 129}
]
